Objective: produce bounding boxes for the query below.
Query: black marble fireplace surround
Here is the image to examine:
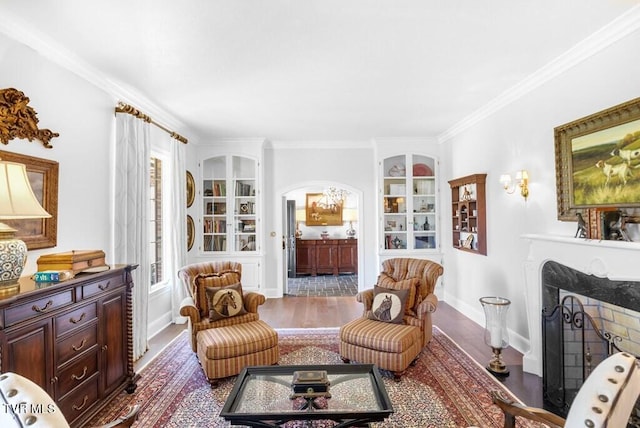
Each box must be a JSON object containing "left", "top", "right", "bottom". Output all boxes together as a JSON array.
[{"left": 541, "top": 260, "right": 640, "bottom": 419}]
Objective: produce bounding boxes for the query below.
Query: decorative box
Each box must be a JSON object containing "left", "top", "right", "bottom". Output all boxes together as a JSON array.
[
  {"left": 37, "top": 250, "right": 106, "bottom": 273},
  {"left": 290, "top": 370, "right": 331, "bottom": 398}
]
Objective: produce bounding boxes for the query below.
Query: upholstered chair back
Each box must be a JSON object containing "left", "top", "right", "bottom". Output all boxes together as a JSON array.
[
  {"left": 178, "top": 261, "right": 242, "bottom": 310},
  {"left": 379, "top": 258, "right": 443, "bottom": 299},
  {"left": 178, "top": 261, "right": 269, "bottom": 351}
]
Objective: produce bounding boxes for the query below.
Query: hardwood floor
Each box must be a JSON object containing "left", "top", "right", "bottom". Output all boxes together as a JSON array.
[{"left": 142, "top": 296, "right": 543, "bottom": 407}]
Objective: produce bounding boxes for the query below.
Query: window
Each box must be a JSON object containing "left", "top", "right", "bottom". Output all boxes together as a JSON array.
[{"left": 150, "top": 157, "right": 163, "bottom": 286}]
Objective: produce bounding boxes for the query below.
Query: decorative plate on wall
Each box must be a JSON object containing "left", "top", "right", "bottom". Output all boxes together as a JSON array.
[
  {"left": 187, "top": 215, "right": 195, "bottom": 251},
  {"left": 186, "top": 170, "right": 195, "bottom": 208}
]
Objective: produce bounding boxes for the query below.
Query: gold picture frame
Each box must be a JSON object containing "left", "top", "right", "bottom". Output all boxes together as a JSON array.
[
  {"left": 554, "top": 97, "right": 640, "bottom": 221},
  {"left": 305, "top": 193, "right": 343, "bottom": 226},
  {"left": 187, "top": 215, "right": 195, "bottom": 251},
  {"left": 186, "top": 170, "right": 195, "bottom": 208},
  {"left": 0, "top": 150, "right": 59, "bottom": 249}
]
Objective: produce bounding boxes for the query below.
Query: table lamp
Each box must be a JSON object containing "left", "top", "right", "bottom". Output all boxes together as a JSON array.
[{"left": 0, "top": 159, "right": 51, "bottom": 288}]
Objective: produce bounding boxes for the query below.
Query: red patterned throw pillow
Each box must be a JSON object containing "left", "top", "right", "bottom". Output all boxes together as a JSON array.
[
  {"left": 205, "top": 283, "right": 247, "bottom": 321},
  {"left": 367, "top": 286, "right": 408, "bottom": 324}
]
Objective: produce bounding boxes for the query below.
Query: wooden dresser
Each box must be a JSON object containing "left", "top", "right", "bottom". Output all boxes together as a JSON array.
[
  {"left": 0, "top": 265, "right": 138, "bottom": 427},
  {"left": 296, "top": 239, "right": 357, "bottom": 276}
]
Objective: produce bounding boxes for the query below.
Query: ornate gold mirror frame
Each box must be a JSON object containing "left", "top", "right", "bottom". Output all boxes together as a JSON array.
[{"left": 0, "top": 88, "right": 59, "bottom": 148}]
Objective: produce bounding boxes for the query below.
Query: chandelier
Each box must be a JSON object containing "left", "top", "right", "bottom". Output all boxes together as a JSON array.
[{"left": 317, "top": 187, "right": 348, "bottom": 213}]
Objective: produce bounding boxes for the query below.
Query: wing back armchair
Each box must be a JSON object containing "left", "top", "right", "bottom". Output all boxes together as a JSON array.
[
  {"left": 178, "top": 261, "right": 265, "bottom": 351},
  {"left": 339, "top": 258, "right": 443, "bottom": 379}
]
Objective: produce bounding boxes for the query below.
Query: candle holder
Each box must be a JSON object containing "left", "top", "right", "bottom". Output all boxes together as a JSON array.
[{"left": 480, "top": 296, "right": 511, "bottom": 377}]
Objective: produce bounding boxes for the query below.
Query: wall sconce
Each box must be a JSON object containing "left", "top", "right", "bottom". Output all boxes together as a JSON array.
[{"left": 499, "top": 170, "right": 529, "bottom": 200}]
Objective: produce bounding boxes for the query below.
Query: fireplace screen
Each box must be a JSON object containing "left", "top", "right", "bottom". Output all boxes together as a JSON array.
[{"left": 541, "top": 261, "right": 640, "bottom": 425}]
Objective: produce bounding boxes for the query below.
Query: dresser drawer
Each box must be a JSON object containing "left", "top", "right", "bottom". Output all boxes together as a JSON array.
[
  {"left": 56, "top": 350, "right": 99, "bottom": 399},
  {"left": 58, "top": 375, "right": 99, "bottom": 424},
  {"left": 56, "top": 323, "right": 98, "bottom": 365},
  {"left": 55, "top": 302, "right": 97, "bottom": 338},
  {"left": 4, "top": 290, "right": 74, "bottom": 327},
  {"left": 81, "top": 276, "right": 123, "bottom": 299}
]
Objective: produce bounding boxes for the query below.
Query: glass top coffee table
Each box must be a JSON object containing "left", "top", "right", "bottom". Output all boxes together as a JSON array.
[{"left": 220, "top": 364, "right": 393, "bottom": 427}]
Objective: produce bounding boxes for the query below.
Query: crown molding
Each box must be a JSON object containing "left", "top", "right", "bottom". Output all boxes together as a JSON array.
[
  {"left": 195, "top": 137, "right": 268, "bottom": 146},
  {"left": 0, "top": 11, "right": 188, "bottom": 136},
  {"left": 438, "top": 4, "right": 640, "bottom": 144},
  {"left": 267, "top": 140, "right": 374, "bottom": 150}
]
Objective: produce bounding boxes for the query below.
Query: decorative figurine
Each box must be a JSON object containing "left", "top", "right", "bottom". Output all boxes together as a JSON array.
[{"left": 575, "top": 213, "right": 587, "bottom": 238}]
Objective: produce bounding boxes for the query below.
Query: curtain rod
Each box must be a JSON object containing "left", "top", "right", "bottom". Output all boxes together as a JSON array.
[{"left": 115, "top": 102, "right": 188, "bottom": 144}]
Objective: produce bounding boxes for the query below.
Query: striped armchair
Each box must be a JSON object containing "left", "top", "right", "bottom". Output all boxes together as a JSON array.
[
  {"left": 178, "top": 261, "right": 279, "bottom": 387},
  {"left": 339, "top": 258, "right": 443, "bottom": 379},
  {"left": 178, "top": 261, "right": 264, "bottom": 351}
]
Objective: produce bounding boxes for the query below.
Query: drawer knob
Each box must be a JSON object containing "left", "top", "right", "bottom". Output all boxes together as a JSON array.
[
  {"left": 72, "top": 338, "right": 87, "bottom": 351},
  {"left": 70, "top": 313, "right": 86, "bottom": 324},
  {"left": 98, "top": 281, "right": 110, "bottom": 291},
  {"left": 71, "top": 366, "right": 88, "bottom": 381},
  {"left": 72, "top": 395, "right": 89, "bottom": 411},
  {"left": 32, "top": 300, "right": 53, "bottom": 313},
  {"left": 50, "top": 376, "right": 58, "bottom": 384}
]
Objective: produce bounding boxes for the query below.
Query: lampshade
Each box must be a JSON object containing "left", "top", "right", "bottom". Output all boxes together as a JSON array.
[
  {"left": 342, "top": 208, "right": 358, "bottom": 222},
  {"left": 0, "top": 160, "right": 51, "bottom": 219},
  {"left": 0, "top": 159, "right": 51, "bottom": 288},
  {"left": 295, "top": 208, "right": 306, "bottom": 222}
]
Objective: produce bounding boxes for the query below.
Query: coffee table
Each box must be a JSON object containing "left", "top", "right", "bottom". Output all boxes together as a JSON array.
[{"left": 220, "top": 364, "right": 394, "bottom": 427}]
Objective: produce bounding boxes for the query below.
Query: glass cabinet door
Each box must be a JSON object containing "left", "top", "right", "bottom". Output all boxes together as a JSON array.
[
  {"left": 381, "top": 154, "right": 437, "bottom": 252},
  {"left": 232, "top": 156, "right": 257, "bottom": 252},
  {"left": 202, "top": 156, "right": 228, "bottom": 252},
  {"left": 201, "top": 155, "right": 258, "bottom": 253}
]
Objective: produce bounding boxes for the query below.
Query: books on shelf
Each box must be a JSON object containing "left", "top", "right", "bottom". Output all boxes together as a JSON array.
[
  {"left": 203, "top": 219, "right": 226, "bottom": 233},
  {"left": 235, "top": 181, "right": 254, "bottom": 196}
]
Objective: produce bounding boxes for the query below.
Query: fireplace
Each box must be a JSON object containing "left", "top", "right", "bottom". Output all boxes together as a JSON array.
[
  {"left": 540, "top": 260, "right": 640, "bottom": 417},
  {"left": 522, "top": 234, "right": 640, "bottom": 376}
]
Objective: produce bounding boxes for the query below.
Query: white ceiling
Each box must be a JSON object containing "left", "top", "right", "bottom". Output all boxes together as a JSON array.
[{"left": 1, "top": 1, "right": 638, "bottom": 142}]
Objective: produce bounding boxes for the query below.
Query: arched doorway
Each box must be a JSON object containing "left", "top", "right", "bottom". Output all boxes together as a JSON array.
[{"left": 278, "top": 182, "right": 363, "bottom": 297}]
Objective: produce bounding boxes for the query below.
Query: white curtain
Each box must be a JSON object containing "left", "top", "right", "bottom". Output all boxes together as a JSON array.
[
  {"left": 168, "top": 136, "right": 187, "bottom": 322},
  {"left": 114, "top": 114, "right": 150, "bottom": 361}
]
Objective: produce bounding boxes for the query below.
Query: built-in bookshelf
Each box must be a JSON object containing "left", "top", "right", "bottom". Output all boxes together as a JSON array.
[
  {"left": 380, "top": 153, "right": 438, "bottom": 253},
  {"left": 201, "top": 155, "right": 258, "bottom": 253},
  {"left": 448, "top": 173, "right": 487, "bottom": 255}
]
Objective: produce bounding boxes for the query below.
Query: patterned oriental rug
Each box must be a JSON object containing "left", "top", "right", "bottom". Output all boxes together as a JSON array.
[{"left": 89, "top": 327, "right": 545, "bottom": 427}]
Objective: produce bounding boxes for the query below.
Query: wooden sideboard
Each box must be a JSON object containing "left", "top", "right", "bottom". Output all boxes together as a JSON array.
[
  {"left": 296, "top": 239, "right": 357, "bottom": 276},
  {"left": 0, "top": 265, "right": 138, "bottom": 427}
]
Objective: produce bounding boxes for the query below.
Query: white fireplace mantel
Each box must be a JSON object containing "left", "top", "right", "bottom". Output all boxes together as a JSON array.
[{"left": 521, "top": 234, "right": 640, "bottom": 376}]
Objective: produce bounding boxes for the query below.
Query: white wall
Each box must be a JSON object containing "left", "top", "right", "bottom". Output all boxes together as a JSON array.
[
  {"left": 441, "top": 27, "right": 640, "bottom": 352},
  {"left": 0, "top": 33, "right": 116, "bottom": 273},
  {"left": 0, "top": 33, "right": 180, "bottom": 339},
  {"left": 263, "top": 144, "right": 376, "bottom": 294}
]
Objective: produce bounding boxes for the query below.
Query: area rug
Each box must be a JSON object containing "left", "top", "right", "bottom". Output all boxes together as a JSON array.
[{"left": 89, "top": 327, "right": 544, "bottom": 427}]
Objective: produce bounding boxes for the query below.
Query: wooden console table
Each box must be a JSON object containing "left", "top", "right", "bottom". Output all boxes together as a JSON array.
[
  {"left": 296, "top": 239, "right": 357, "bottom": 276},
  {"left": 0, "top": 265, "right": 138, "bottom": 427}
]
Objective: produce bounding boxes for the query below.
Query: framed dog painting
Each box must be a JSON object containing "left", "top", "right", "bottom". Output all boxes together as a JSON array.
[{"left": 554, "top": 97, "right": 640, "bottom": 221}]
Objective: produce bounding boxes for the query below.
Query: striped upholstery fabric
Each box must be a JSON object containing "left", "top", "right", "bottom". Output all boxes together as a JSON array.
[
  {"left": 339, "top": 258, "right": 443, "bottom": 377},
  {"left": 178, "top": 261, "right": 272, "bottom": 354},
  {"left": 197, "top": 320, "right": 279, "bottom": 382},
  {"left": 178, "top": 261, "right": 242, "bottom": 317}
]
